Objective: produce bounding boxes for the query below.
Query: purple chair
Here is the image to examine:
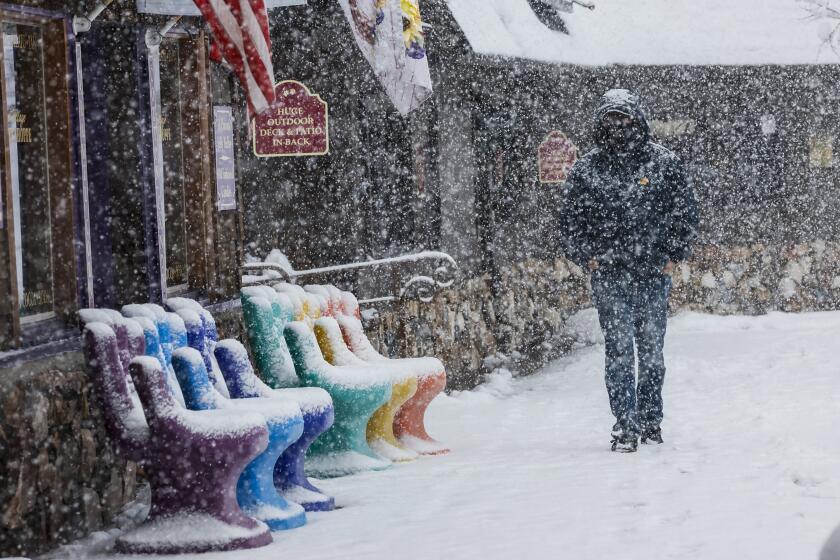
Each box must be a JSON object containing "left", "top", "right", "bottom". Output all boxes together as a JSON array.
[
  {"left": 82, "top": 321, "right": 273, "bottom": 554},
  {"left": 167, "top": 299, "right": 336, "bottom": 511}
]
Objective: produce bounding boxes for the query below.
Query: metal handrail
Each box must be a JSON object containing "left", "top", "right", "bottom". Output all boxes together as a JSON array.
[{"left": 241, "top": 250, "right": 459, "bottom": 304}]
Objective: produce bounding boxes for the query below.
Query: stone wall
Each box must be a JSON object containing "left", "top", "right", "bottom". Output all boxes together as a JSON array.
[
  {"left": 364, "top": 242, "right": 840, "bottom": 389},
  {"left": 0, "top": 352, "right": 136, "bottom": 557},
  {"left": 0, "top": 307, "right": 244, "bottom": 557},
  {"left": 670, "top": 241, "right": 840, "bottom": 314},
  {"left": 363, "top": 258, "right": 591, "bottom": 390}
]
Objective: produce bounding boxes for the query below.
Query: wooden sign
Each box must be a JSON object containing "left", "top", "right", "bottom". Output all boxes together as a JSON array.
[
  {"left": 252, "top": 80, "right": 329, "bottom": 157},
  {"left": 538, "top": 131, "right": 578, "bottom": 184}
]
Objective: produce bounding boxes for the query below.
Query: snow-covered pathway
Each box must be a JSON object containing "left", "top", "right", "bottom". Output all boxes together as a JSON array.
[{"left": 90, "top": 311, "right": 840, "bottom": 560}]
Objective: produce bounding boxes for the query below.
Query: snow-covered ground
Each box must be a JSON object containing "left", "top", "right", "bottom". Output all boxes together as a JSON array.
[{"left": 69, "top": 311, "right": 840, "bottom": 560}]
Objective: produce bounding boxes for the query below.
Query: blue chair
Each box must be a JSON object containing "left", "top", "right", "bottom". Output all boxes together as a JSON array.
[
  {"left": 215, "top": 339, "right": 336, "bottom": 511},
  {"left": 167, "top": 297, "right": 336, "bottom": 511},
  {"left": 172, "top": 347, "right": 307, "bottom": 531}
]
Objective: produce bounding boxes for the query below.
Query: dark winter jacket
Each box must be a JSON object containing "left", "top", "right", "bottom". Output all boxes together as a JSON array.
[{"left": 560, "top": 89, "right": 699, "bottom": 276}]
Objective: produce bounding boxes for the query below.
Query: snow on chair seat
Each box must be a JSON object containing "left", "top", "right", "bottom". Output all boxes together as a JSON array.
[
  {"left": 313, "top": 315, "right": 419, "bottom": 463},
  {"left": 284, "top": 321, "right": 393, "bottom": 477},
  {"left": 171, "top": 347, "right": 307, "bottom": 531},
  {"left": 126, "top": 355, "right": 272, "bottom": 553},
  {"left": 175, "top": 293, "right": 336, "bottom": 511},
  {"left": 336, "top": 289, "right": 450, "bottom": 455},
  {"left": 81, "top": 322, "right": 272, "bottom": 553}
]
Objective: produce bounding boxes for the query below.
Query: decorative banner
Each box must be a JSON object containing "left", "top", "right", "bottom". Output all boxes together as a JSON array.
[
  {"left": 252, "top": 80, "right": 329, "bottom": 157},
  {"left": 538, "top": 131, "right": 578, "bottom": 184},
  {"left": 213, "top": 106, "right": 237, "bottom": 210},
  {"left": 339, "top": 0, "right": 432, "bottom": 116}
]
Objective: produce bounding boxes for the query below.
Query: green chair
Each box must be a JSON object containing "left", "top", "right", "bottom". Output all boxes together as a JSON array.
[{"left": 241, "top": 287, "right": 392, "bottom": 477}]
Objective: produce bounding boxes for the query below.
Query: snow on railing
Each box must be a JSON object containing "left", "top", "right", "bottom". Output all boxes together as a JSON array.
[{"left": 241, "top": 251, "right": 458, "bottom": 305}]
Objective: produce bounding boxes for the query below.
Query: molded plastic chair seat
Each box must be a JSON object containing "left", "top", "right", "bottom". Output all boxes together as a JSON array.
[
  {"left": 172, "top": 295, "right": 336, "bottom": 511},
  {"left": 172, "top": 347, "right": 307, "bottom": 531},
  {"left": 284, "top": 321, "right": 393, "bottom": 477},
  {"left": 314, "top": 316, "right": 418, "bottom": 462},
  {"left": 337, "top": 292, "right": 450, "bottom": 455},
  {"left": 82, "top": 322, "right": 271, "bottom": 554}
]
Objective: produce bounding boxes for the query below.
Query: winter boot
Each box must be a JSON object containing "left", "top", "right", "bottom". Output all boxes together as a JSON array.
[
  {"left": 610, "top": 434, "right": 638, "bottom": 453},
  {"left": 641, "top": 427, "right": 663, "bottom": 445}
]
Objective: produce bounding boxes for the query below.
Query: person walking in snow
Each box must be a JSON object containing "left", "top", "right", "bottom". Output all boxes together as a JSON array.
[{"left": 560, "top": 89, "right": 699, "bottom": 453}]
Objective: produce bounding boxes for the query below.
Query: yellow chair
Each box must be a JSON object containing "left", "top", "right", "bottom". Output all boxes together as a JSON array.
[{"left": 313, "top": 315, "right": 418, "bottom": 463}]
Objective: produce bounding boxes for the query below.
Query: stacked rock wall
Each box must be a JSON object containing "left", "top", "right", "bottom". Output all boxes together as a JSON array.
[
  {"left": 365, "top": 241, "right": 840, "bottom": 389},
  {"left": 0, "top": 353, "right": 136, "bottom": 556}
]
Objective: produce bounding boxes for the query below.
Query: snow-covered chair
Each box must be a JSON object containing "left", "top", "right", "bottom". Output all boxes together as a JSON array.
[
  {"left": 171, "top": 347, "right": 307, "bottom": 531},
  {"left": 336, "top": 289, "right": 449, "bottom": 455},
  {"left": 82, "top": 321, "right": 272, "bottom": 553},
  {"left": 127, "top": 354, "right": 272, "bottom": 553},
  {"left": 242, "top": 286, "right": 393, "bottom": 476},
  {"left": 171, "top": 295, "right": 335, "bottom": 511},
  {"left": 283, "top": 320, "right": 393, "bottom": 476},
  {"left": 313, "top": 315, "right": 418, "bottom": 462},
  {"left": 215, "top": 339, "right": 335, "bottom": 511}
]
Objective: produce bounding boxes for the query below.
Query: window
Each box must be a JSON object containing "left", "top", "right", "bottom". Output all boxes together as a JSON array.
[
  {"left": 0, "top": 10, "right": 76, "bottom": 348},
  {"left": 3, "top": 23, "right": 53, "bottom": 322},
  {"left": 149, "top": 38, "right": 191, "bottom": 295}
]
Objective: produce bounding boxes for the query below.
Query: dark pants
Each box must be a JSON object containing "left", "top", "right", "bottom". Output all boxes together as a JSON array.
[{"left": 591, "top": 269, "right": 672, "bottom": 438}]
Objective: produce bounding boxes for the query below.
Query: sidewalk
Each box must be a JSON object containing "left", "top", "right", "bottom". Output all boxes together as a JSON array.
[{"left": 72, "top": 311, "right": 840, "bottom": 560}]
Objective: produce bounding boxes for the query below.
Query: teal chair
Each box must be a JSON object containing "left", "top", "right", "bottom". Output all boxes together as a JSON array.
[{"left": 241, "top": 287, "right": 392, "bottom": 477}]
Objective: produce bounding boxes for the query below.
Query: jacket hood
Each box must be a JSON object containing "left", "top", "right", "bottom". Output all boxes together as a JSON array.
[{"left": 593, "top": 89, "right": 650, "bottom": 150}]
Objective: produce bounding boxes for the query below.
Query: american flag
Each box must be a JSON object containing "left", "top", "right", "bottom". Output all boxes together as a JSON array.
[{"left": 192, "top": 0, "right": 276, "bottom": 114}]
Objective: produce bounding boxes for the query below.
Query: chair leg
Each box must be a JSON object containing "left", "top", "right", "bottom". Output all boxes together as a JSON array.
[
  {"left": 306, "top": 386, "right": 392, "bottom": 477},
  {"left": 275, "top": 407, "right": 336, "bottom": 512},
  {"left": 394, "top": 371, "right": 450, "bottom": 455},
  {"left": 117, "top": 445, "right": 273, "bottom": 553},
  {"left": 367, "top": 377, "right": 418, "bottom": 462},
  {"left": 237, "top": 418, "right": 307, "bottom": 531}
]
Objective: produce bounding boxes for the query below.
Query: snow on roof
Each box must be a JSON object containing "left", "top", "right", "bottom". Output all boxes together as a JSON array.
[{"left": 445, "top": 0, "right": 835, "bottom": 66}]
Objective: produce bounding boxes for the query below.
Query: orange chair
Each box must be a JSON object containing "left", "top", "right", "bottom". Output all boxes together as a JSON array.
[{"left": 332, "top": 288, "right": 449, "bottom": 455}]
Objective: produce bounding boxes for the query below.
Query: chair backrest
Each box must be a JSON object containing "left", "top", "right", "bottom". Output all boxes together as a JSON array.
[
  {"left": 172, "top": 347, "right": 226, "bottom": 411},
  {"left": 123, "top": 304, "right": 174, "bottom": 369},
  {"left": 214, "top": 339, "right": 275, "bottom": 399},
  {"left": 82, "top": 322, "right": 149, "bottom": 462},
  {"left": 167, "top": 312, "right": 188, "bottom": 352},
  {"left": 128, "top": 356, "right": 182, "bottom": 424},
  {"left": 314, "top": 316, "right": 365, "bottom": 366},
  {"left": 241, "top": 290, "right": 301, "bottom": 389},
  {"left": 340, "top": 290, "right": 362, "bottom": 319},
  {"left": 324, "top": 285, "right": 345, "bottom": 315},
  {"left": 167, "top": 296, "right": 220, "bottom": 343},
  {"left": 174, "top": 308, "right": 232, "bottom": 397},
  {"left": 284, "top": 321, "right": 328, "bottom": 374},
  {"left": 130, "top": 315, "right": 187, "bottom": 407},
  {"left": 304, "top": 285, "right": 333, "bottom": 316},
  {"left": 336, "top": 314, "right": 384, "bottom": 362},
  {"left": 273, "top": 284, "right": 308, "bottom": 321}
]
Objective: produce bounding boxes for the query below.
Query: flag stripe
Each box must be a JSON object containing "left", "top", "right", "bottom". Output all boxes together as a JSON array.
[{"left": 193, "top": 0, "right": 275, "bottom": 115}]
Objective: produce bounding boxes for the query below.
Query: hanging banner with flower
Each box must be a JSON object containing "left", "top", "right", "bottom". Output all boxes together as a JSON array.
[{"left": 340, "top": 0, "right": 433, "bottom": 115}]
